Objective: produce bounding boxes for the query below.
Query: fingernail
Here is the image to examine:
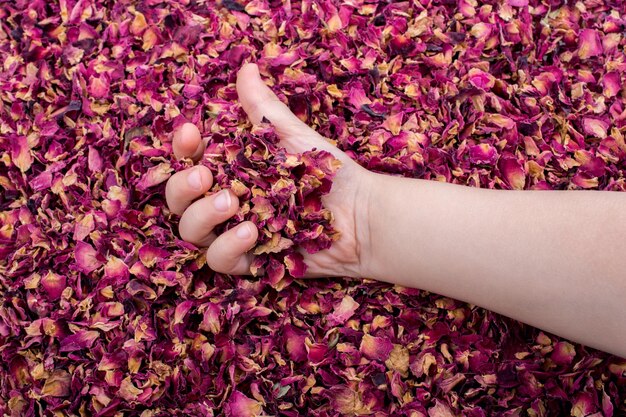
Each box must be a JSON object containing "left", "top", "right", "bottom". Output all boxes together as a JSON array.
[
  {"left": 187, "top": 168, "right": 202, "bottom": 190},
  {"left": 236, "top": 224, "right": 252, "bottom": 239},
  {"left": 213, "top": 190, "right": 231, "bottom": 212}
]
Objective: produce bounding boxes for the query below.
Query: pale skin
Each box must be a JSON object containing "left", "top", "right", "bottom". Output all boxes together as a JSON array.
[{"left": 166, "top": 63, "right": 626, "bottom": 358}]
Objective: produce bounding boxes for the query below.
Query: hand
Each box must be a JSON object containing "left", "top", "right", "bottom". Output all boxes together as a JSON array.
[{"left": 165, "top": 63, "right": 376, "bottom": 278}]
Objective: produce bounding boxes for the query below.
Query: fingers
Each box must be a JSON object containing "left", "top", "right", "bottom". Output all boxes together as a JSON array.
[
  {"left": 167, "top": 168, "right": 257, "bottom": 276},
  {"left": 206, "top": 222, "right": 257, "bottom": 275},
  {"left": 173, "top": 122, "right": 206, "bottom": 161},
  {"left": 165, "top": 166, "right": 213, "bottom": 215},
  {"left": 178, "top": 189, "right": 240, "bottom": 247}
]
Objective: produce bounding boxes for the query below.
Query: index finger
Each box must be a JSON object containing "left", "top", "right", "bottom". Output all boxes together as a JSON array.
[{"left": 173, "top": 122, "right": 206, "bottom": 161}]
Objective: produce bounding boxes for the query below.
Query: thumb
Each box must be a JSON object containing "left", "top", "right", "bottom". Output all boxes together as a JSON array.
[{"left": 236, "top": 63, "right": 343, "bottom": 158}]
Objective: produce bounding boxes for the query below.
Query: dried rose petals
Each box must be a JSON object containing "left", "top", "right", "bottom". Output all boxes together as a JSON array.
[
  {"left": 1, "top": 0, "right": 626, "bottom": 416},
  {"left": 197, "top": 123, "right": 340, "bottom": 281}
]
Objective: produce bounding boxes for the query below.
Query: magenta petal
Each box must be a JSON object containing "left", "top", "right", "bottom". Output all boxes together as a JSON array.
[
  {"left": 578, "top": 29, "right": 602, "bottom": 60},
  {"left": 284, "top": 252, "right": 307, "bottom": 277},
  {"left": 469, "top": 144, "right": 498, "bottom": 165},
  {"left": 498, "top": 157, "right": 526, "bottom": 190},
  {"left": 173, "top": 300, "right": 194, "bottom": 325},
  {"left": 603, "top": 72, "right": 621, "bottom": 98},
  {"left": 224, "top": 391, "right": 263, "bottom": 417},
  {"left": 41, "top": 272, "right": 66, "bottom": 300},
  {"left": 283, "top": 325, "right": 308, "bottom": 362},
  {"left": 360, "top": 334, "right": 393, "bottom": 361},
  {"left": 11, "top": 135, "right": 33, "bottom": 173},
  {"left": 468, "top": 68, "right": 495, "bottom": 90},
  {"left": 138, "top": 245, "right": 170, "bottom": 267},
  {"left": 60, "top": 330, "right": 100, "bottom": 352},
  {"left": 74, "top": 241, "right": 103, "bottom": 274},
  {"left": 583, "top": 117, "right": 609, "bottom": 139},
  {"left": 88, "top": 146, "right": 103, "bottom": 172},
  {"left": 327, "top": 295, "right": 359, "bottom": 326},
  {"left": 136, "top": 162, "right": 172, "bottom": 191},
  {"left": 551, "top": 341, "right": 576, "bottom": 366}
]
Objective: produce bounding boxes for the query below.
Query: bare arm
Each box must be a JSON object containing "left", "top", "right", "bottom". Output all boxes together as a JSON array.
[
  {"left": 167, "top": 63, "right": 626, "bottom": 358},
  {"left": 363, "top": 173, "right": 626, "bottom": 357}
]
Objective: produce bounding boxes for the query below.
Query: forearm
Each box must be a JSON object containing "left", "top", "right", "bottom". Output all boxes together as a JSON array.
[{"left": 365, "top": 173, "right": 626, "bottom": 357}]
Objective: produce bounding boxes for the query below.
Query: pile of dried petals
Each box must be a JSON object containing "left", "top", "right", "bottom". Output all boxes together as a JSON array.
[{"left": 1, "top": 0, "right": 625, "bottom": 416}]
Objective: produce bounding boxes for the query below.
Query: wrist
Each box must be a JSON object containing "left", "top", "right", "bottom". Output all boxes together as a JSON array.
[
  {"left": 352, "top": 170, "right": 386, "bottom": 280},
  {"left": 355, "top": 172, "right": 428, "bottom": 286}
]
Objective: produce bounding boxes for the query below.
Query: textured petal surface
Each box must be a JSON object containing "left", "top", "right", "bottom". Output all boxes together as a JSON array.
[{"left": 1, "top": 1, "right": 626, "bottom": 416}]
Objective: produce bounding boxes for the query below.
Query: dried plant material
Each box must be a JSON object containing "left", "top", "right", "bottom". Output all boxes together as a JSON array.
[{"left": 1, "top": 0, "right": 626, "bottom": 416}]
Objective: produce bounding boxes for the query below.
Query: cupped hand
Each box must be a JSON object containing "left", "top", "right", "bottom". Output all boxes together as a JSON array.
[{"left": 165, "top": 64, "right": 375, "bottom": 278}]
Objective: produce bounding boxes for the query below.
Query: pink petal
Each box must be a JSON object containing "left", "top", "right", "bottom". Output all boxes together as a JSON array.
[
  {"left": 307, "top": 343, "right": 328, "bottom": 364},
  {"left": 284, "top": 325, "right": 308, "bottom": 362},
  {"left": 103, "top": 256, "right": 130, "bottom": 281},
  {"left": 199, "top": 303, "right": 221, "bottom": 334},
  {"left": 603, "top": 72, "right": 621, "bottom": 98},
  {"left": 347, "top": 85, "right": 371, "bottom": 108},
  {"left": 118, "top": 377, "right": 144, "bottom": 402},
  {"left": 571, "top": 392, "right": 598, "bottom": 416},
  {"left": 551, "top": 341, "right": 576, "bottom": 366},
  {"left": 41, "top": 272, "right": 66, "bottom": 300},
  {"left": 74, "top": 241, "right": 103, "bottom": 274},
  {"left": 428, "top": 400, "right": 456, "bottom": 417},
  {"left": 469, "top": 144, "right": 498, "bottom": 165},
  {"left": 572, "top": 172, "right": 599, "bottom": 189},
  {"left": 11, "top": 135, "right": 33, "bottom": 173},
  {"left": 60, "top": 330, "right": 100, "bottom": 352},
  {"left": 88, "top": 146, "right": 103, "bottom": 172},
  {"left": 360, "top": 334, "right": 393, "bottom": 361},
  {"left": 327, "top": 295, "right": 359, "bottom": 326},
  {"left": 499, "top": 157, "right": 526, "bottom": 190},
  {"left": 459, "top": 0, "right": 476, "bottom": 17},
  {"left": 73, "top": 213, "right": 95, "bottom": 241},
  {"left": 136, "top": 162, "right": 172, "bottom": 191},
  {"left": 183, "top": 84, "right": 204, "bottom": 98},
  {"left": 583, "top": 117, "right": 609, "bottom": 139},
  {"left": 138, "top": 244, "right": 170, "bottom": 268},
  {"left": 284, "top": 252, "right": 307, "bottom": 277},
  {"left": 468, "top": 68, "right": 495, "bottom": 90},
  {"left": 225, "top": 391, "right": 263, "bottom": 417},
  {"left": 578, "top": 29, "right": 602, "bottom": 60},
  {"left": 173, "top": 300, "right": 194, "bottom": 325},
  {"left": 31, "top": 170, "right": 53, "bottom": 191},
  {"left": 41, "top": 370, "right": 71, "bottom": 397},
  {"left": 89, "top": 76, "right": 109, "bottom": 98}
]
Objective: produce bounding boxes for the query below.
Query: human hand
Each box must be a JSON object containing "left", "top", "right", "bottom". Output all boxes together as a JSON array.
[{"left": 165, "top": 63, "right": 376, "bottom": 278}]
